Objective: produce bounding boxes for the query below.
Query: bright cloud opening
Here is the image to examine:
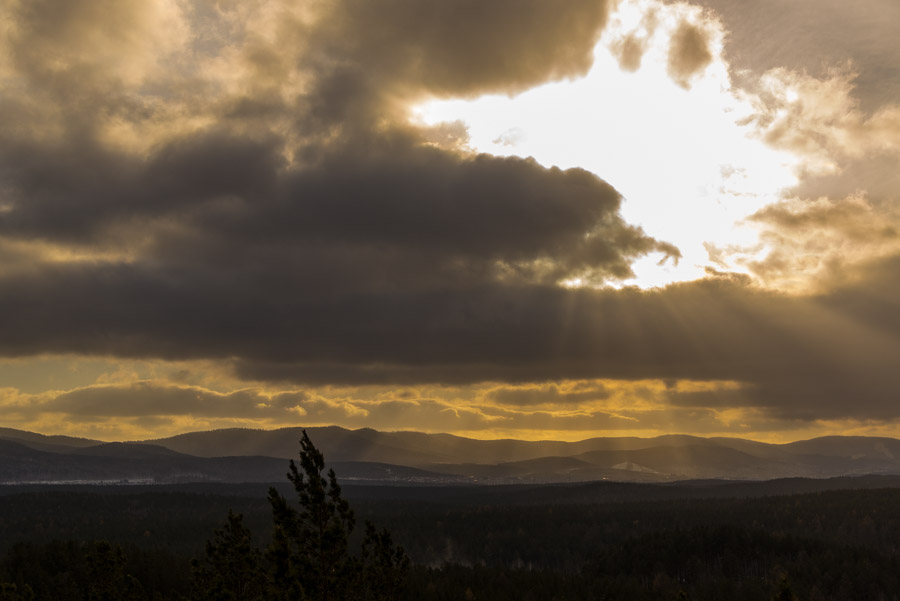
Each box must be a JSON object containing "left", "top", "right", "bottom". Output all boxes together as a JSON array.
[{"left": 412, "top": 0, "right": 801, "bottom": 289}]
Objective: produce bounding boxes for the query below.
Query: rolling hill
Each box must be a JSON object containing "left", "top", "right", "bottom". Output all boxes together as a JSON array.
[{"left": 2, "top": 426, "right": 900, "bottom": 484}]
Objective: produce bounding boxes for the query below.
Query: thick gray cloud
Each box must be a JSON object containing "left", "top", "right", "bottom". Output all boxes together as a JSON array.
[
  {"left": 0, "top": 0, "right": 674, "bottom": 360},
  {"left": 740, "top": 197, "right": 900, "bottom": 288},
  {"left": 225, "top": 274, "right": 900, "bottom": 420},
  {"left": 0, "top": 0, "right": 651, "bottom": 260},
  {"left": 45, "top": 384, "right": 307, "bottom": 419},
  {"left": 488, "top": 383, "right": 610, "bottom": 407},
  {"left": 3, "top": 256, "right": 897, "bottom": 420},
  {"left": 1, "top": 0, "right": 900, "bottom": 429},
  {"left": 612, "top": 34, "right": 648, "bottom": 72},
  {"left": 666, "top": 21, "right": 712, "bottom": 88},
  {"left": 790, "top": 156, "right": 900, "bottom": 209},
  {"left": 675, "top": 0, "right": 900, "bottom": 113},
  {"left": 308, "top": 0, "right": 612, "bottom": 97}
]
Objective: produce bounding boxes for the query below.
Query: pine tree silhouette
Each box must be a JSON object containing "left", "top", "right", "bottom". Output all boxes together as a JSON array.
[
  {"left": 267, "top": 430, "right": 358, "bottom": 601},
  {"left": 196, "top": 430, "right": 409, "bottom": 600}
]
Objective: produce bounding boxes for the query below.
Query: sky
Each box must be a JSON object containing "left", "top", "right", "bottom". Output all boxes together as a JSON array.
[{"left": 0, "top": 0, "right": 899, "bottom": 443}]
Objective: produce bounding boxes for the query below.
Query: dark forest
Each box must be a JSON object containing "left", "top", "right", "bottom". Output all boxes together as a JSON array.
[{"left": 2, "top": 435, "right": 899, "bottom": 600}]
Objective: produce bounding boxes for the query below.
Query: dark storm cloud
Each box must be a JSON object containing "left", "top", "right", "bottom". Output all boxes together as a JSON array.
[
  {"left": 238, "top": 146, "right": 655, "bottom": 268},
  {"left": 0, "top": 0, "right": 614, "bottom": 139},
  {"left": 0, "top": 132, "right": 284, "bottom": 243},
  {"left": 2, "top": 0, "right": 900, "bottom": 427},
  {"left": 0, "top": 1, "right": 674, "bottom": 353},
  {"left": 281, "top": 0, "right": 613, "bottom": 137},
  {"left": 234, "top": 274, "right": 900, "bottom": 422},
  {"left": 3, "top": 256, "right": 899, "bottom": 420},
  {"left": 0, "top": 0, "right": 640, "bottom": 257},
  {"left": 308, "top": 0, "right": 612, "bottom": 98},
  {"left": 820, "top": 256, "right": 900, "bottom": 345},
  {"left": 1, "top": 130, "right": 673, "bottom": 285}
]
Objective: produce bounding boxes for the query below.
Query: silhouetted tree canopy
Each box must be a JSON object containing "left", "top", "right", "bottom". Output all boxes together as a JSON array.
[
  {"left": 192, "top": 511, "right": 264, "bottom": 601},
  {"left": 198, "top": 430, "right": 409, "bottom": 600}
]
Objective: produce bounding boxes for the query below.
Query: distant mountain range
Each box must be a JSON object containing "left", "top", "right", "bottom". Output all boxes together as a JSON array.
[{"left": 2, "top": 426, "right": 900, "bottom": 485}]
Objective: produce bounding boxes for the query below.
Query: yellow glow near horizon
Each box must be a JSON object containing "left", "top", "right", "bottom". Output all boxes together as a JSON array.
[
  {"left": 6, "top": 363, "right": 900, "bottom": 444},
  {"left": 413, "top": 0, "right": 801, "bottom": 289}
]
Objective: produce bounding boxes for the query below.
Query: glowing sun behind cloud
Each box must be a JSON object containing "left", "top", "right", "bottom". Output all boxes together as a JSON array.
[{"left": 413, "top": 0, "right": 801, "bottom": 288}]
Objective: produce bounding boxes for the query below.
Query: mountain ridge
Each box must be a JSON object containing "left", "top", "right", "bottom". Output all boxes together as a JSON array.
[{"left": 3, "top": 426, "right": 900, "bottom": 484}]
